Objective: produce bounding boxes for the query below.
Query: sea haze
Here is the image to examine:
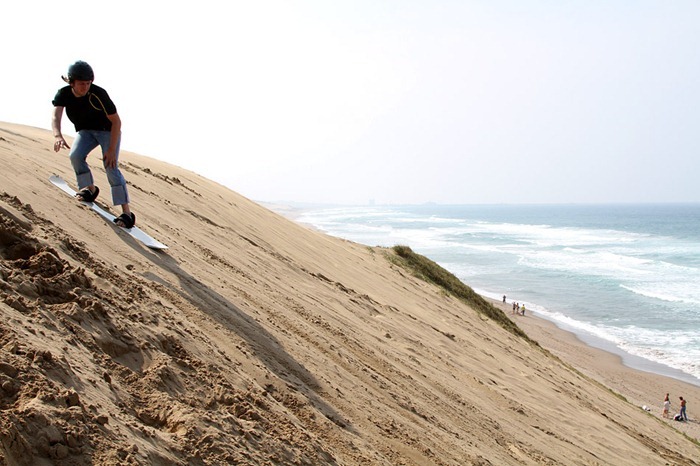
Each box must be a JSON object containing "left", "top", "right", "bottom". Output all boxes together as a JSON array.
[{"left": 296, "top": 204, "right": 700, "bottom": 385}]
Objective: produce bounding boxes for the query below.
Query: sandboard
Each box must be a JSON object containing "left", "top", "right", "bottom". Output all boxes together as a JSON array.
[{"left": 49, "top": 175, "right": 168, "bottom": 250}]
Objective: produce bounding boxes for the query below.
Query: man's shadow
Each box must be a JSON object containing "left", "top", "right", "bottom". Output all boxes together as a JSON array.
[{"left": 132, "top": 245, "right": 351, "bottom": 432}]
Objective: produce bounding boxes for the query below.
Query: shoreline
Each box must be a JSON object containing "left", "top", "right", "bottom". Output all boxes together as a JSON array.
[
  {"left": 275, "top": 205, "right": 700, "bottom": 440},
  {"left": 489, "top": 298, "right": 700, "bottom": 439},
  {"left": 556, "top": 317, "right": 700, "bottom": 388}
]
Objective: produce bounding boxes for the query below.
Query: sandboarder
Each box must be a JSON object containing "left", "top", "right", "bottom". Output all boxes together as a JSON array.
[{"left": 51, "top": 60, "right": 136, "bottom": 228}]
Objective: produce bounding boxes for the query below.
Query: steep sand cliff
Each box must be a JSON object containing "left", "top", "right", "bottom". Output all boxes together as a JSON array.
[{"left": 0, "top": 122, "right": 698, "bottom": 465}]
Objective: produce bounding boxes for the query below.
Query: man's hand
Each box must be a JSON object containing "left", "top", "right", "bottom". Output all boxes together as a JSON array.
[
  {"left": 54, "top": 136, "right": 70, "bottom": 152},
  {"left": 104, "top": 149, "right": 117, "bottom": 168}
]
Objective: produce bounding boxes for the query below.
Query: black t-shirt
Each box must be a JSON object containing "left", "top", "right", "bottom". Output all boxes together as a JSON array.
[{"left": 52, "top": 84, "right": 117, "bottom": 132}]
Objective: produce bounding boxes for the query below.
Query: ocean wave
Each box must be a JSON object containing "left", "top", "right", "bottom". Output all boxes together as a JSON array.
[{"left": 619, "top": 284, "right": 700, "bottom": 305}]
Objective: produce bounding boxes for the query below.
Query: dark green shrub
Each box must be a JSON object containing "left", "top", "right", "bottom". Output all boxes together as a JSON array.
[{"left": 390, "top": 245, "right": 532, "bottom": 341}]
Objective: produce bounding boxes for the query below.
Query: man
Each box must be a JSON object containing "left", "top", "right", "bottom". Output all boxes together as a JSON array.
[
  {"left": 52, "top": 60, "right": 135, "bottom": 228},
  {"left": 679, "top": 396, "right": 688, "bottom": 421}
]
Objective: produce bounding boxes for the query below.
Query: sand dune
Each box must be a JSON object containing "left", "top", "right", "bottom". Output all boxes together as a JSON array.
[{"left": 0, "top": 121, "right": 698, "bottom": 465}]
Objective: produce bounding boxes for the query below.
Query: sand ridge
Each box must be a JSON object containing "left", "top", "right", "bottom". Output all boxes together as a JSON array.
[{"left": 0, "top": 121, "right": 698, "bottom": 465}]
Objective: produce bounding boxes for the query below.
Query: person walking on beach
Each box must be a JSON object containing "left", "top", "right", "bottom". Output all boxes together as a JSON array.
[
  {"left": 662, "top": 393, "right": 671, "bottom": 418},
  {"left": 51, "top": 60, "right": 136, "bottom": 228},
  {"left": 679, "top": 396, "right": 688, "bottom": 421}
]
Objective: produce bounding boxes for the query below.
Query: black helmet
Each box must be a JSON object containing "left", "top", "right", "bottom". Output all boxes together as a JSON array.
[{"left": 67, "top": 61, "right": 94, "bottom": 82}]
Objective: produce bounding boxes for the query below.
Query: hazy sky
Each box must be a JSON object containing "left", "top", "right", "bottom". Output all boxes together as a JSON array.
[{"left": 3, "top": 1, "right": 700, "bottom": 205}]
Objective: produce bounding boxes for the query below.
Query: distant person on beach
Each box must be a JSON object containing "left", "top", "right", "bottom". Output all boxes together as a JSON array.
[
  {"left": 51, "top": 60, "right": 136, "bottom": 228},
  {"left": 503, "top": 295, "right": 507, "bottom": 303},
  {"left": 663, "top": 393, "right": 670, "bottom": 418},
  {"left": 679, "top": 396, "right": 688, "bottom": 421},
  {"left": 521, "top": 304, "right": 526, "bottom": 316}
]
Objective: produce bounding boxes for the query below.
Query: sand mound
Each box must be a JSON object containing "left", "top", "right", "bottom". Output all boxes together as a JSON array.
[{"left": 0, "top": 121, "right": 698, "bottom": 465}]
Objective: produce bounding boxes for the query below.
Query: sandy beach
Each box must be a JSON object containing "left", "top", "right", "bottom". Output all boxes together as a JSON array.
[
  {"left": 493, "top": 299, "right": 700, "bottom": 440},
  {"left": 1, "top": 121, "right": 699, "bottom": 465}
]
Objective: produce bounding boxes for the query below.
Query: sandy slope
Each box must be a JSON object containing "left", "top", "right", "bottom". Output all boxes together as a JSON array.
[{"left": 0, "top": 121, "right": 698, "bottom": 465}]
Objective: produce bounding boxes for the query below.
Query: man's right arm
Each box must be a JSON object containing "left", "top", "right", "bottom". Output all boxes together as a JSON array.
[{"left": 52, "top": 106, "right": 70, "bottom": 152}]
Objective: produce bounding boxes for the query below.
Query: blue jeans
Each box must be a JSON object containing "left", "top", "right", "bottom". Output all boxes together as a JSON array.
[
  {"left": 681, "top": 406, "right": 687, "bottom": 420},
  {"left": 69, "top": 130, "right": 130, "bottom": 206}
]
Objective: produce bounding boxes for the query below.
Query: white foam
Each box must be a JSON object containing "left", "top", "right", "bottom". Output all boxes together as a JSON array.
[{"left": 481, "top": 288, "right": 700, "bottom": 382}]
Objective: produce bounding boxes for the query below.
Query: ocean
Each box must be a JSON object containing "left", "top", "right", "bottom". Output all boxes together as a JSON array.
[{"left": 294, "top": 204, "right": 700, "bottom": 386}]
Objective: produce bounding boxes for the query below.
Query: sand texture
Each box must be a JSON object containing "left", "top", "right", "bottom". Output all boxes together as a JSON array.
[{"left": 0, "top": 121, "right": 698, "bottom": 465}]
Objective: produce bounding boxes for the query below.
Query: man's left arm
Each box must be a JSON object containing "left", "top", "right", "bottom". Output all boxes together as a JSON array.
[{"left": 104, "top": 112, "right": 122, "bottom": 168}]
